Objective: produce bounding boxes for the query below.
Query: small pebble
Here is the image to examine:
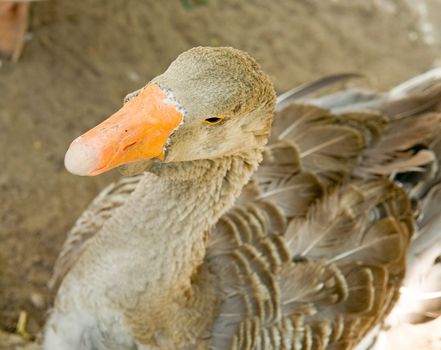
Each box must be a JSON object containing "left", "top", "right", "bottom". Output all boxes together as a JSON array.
[
  {"left": 33, "top": 141, "right": 42, "bottom": 150},
  {"left": 127, "top": 70, "right": 140, "bottom": 82},
  {"left": 30, "top": 293, "right": 45, "bottom": 309}
]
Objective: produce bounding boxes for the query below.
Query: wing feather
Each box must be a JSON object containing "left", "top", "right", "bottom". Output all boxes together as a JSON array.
[
  {"left": 207, "top": 70, "right": 441, "bottom": 349},
  {"left": 50, "top": 173, "right": 144, "bottom": 290}
]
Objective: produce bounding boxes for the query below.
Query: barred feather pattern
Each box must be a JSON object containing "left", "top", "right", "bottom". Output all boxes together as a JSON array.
[{"left": 206, "top": 73, "right": 441, "bottom": 349}]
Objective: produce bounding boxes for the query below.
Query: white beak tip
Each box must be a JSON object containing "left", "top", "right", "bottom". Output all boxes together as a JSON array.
[{"left": 64, "top": 139, "right": 100, "bottom": 176}]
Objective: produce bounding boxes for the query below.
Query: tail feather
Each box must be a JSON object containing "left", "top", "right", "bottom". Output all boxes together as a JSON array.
[
  {"left": 389, "top": 68, "right": 441, "bottom": 98},
  {"left": 305, "top": 69, "right": 441, "bottom": 119},
  {"left": 275, "top": 73, "right": 363, "bottom": 112}
]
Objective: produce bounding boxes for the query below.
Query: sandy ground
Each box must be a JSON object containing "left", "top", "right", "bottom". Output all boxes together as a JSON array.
[{"left": 0, "top": 0, "right": 439, "bottom": 346}]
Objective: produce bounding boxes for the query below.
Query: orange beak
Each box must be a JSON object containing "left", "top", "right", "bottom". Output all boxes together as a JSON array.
[{"left": 64, "top": 84, "right": 184, "bottom": 176}]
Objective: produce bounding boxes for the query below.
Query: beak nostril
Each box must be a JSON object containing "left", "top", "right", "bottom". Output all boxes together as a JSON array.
[{"left": 123, "top": 142, "right": 137, "bottom": 151}]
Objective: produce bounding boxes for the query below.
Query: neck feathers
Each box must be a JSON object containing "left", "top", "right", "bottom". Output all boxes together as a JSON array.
[
  {"left": 75, "top": 148, "right": 264, "bottom": 347},
  {"left": 154, "top": 150, "right": 262, "bottom": 215},
  {"left": 88, "top": 150, "right": 262, "bottom": 299}
]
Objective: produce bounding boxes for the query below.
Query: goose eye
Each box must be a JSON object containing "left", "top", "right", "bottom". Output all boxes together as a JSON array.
[{"left": 203, "top": 117, "right": 224, "bottom": 125}]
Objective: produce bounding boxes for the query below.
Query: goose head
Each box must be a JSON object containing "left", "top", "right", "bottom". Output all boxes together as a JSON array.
[{"left": 64, "top": 47, "right": 276, "bottom": 176}]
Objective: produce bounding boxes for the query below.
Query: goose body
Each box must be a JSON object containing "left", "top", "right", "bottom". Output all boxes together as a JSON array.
[{"left": 44, "top": 47, "right": 441, "bottom": 350}]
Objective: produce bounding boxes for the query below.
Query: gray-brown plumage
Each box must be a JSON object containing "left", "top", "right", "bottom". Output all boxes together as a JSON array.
[{"left": 45, "top": 48, "right": 441, "bottom": 350}]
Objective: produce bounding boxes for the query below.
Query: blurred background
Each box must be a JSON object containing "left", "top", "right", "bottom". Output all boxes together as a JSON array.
[{"left": 1, "top": 0, "right": 441, "bottom": 348}]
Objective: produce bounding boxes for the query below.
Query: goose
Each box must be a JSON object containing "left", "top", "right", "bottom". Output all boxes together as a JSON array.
[{"left": 43, "top": 47, "right": 441, "bottom": 350}]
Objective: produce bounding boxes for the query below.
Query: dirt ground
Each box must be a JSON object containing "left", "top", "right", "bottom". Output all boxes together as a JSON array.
[{"left": 0, "top": 0, "right": 439, "bottom": 346}]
